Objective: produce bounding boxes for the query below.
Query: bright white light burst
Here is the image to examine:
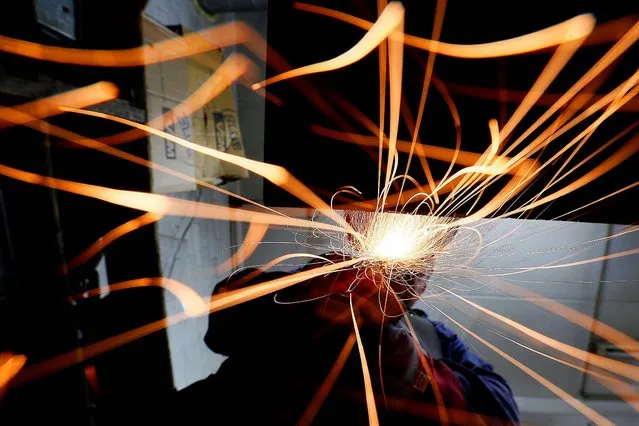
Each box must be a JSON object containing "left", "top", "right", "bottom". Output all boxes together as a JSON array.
[
  {"left": 371, "top": 229, "right": 414, "bottom": 260},
  {"left": 320, "top": 210, "right": 459, "bottom": 281}
]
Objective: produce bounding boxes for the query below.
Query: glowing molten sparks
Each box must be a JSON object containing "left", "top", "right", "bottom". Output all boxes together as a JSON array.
[
  {"left": 371, "top": 229, "right": 413, "bottom": 260},
  {"left": 0, "top": 2, "right": 638, "bottom": 426},
  {"left": 325, "top": 211, "right": 456, "bottom": 280}
]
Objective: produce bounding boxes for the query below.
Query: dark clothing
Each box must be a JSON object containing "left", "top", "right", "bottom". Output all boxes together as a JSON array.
[
  {"left": 153, "top": 269, "right": 519, "bottom": 425},
  {"left": 434, "top": 315, "right": 521, "bottom": 424}
]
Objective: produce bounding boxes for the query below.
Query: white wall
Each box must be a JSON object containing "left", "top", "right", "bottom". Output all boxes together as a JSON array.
[{"left": 145, "top": 0, "right": 268, "bottom": 390}]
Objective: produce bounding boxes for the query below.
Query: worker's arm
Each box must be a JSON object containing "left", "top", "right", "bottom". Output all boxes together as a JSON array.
[{"left": 432, "top": 319, "right": 520, "bottom": 424}]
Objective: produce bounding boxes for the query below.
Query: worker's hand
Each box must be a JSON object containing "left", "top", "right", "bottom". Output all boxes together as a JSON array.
[{"left": 298, "top": 256, "right": 431, "bottom": 327}]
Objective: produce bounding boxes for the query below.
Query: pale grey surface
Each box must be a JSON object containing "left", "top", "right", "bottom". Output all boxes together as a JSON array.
[
  {"left": 145, "top": 0, "right": 269, "bottom": 390},
  {"left": 156, "top": 189, "right": 231, "bottom": 390}
]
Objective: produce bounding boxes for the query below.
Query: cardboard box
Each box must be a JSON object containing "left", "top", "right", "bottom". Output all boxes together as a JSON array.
[{"left": 142, "top": 15, "right": 248, "bottom": 193}]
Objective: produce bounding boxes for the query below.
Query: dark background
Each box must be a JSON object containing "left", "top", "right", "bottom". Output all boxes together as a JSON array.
[
  {"left": 0, "top": 1, "right": 172, "bottom": 424},
  {"left": 264, "top": 0, "right": 638, "bottom": 225}
]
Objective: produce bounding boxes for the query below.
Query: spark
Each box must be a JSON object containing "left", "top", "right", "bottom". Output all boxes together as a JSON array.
[
  {"left": 396, "top": 0, "right": 447, "bottom": 206},
  {"left": 431, "top": 306, "right": 615, "bottom": 426},
  {"left": 59, "top": 107, "right": 355, "bottom": 234},
  {"left": 294, "top": 3, "right": 595, "bottom": 58},
  {"left": 350, "top": 293, "right": 380, "bottom": 426},
  {"left": 0, "top": 95, "right": 282, "bottom": 218},
  {"left": 435, "top": 285, "right": 639, "bottom": 381},
  {"left": 309, "top": 126, "right": 537, "bottom": 173},
  {"left": 61, "top": 212, "right": 163, "bottom": 274},
  {"left": 488, "top": 247, "right": 639, "bottom": 275},
  {"left": 444, "top": 81, "right": 639, "bottom": 113},
  {"left": 214, "top": 223, "right": 270, "bottom": 275},
  {"left": 227, "top": 253, "right": 333, "bottom": 291},
  {"left": 252, "top": 3, "right": 405, "bottom": 90},
  {"left": 71, "top": 277, "right": 207, "bottom": 317},
  {"left": 492, "top": 331, "right": 639, "bottom": 412},
  {"left": 0, "top": 22, "right": 255, "bottom": 66},
  {"left": 0, "top": 162, "right": 347, "bottom": 233},
  {"left": 0, "top": 353, "right": 27, "bottom": 395},
  {"left": 0, "top": 2, "right": 637, "bottom": 425},
  {"left": 468, "top": 270, "right": 639, "bottom": 364},
  {"left": 0, "top": 81, "right": 118, "bottom": 129},
  {"left": 15, "top": 259, "right": 362, "bottom": 385},
  {"left": 298, "top": 333, "right": 357, "bottom": 426},
  {"left": 330, "top": 211, "right": 456, "bottom": 282}
]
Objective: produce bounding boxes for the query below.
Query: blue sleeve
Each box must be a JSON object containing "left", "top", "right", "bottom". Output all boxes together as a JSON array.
[{"left": 433, "top": 320, "right": 520, "bottom": 424}]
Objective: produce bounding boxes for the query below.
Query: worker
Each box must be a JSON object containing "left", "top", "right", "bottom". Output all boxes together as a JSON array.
[{"left": 160, "top": 258, "right": 520, "bottom": 425}]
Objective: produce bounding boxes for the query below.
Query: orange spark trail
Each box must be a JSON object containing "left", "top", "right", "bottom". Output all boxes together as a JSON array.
[
  {"left": 62, "top": 108, "right": 354, "bottom": 233},
  {"left": 445, "top": 82, "right": 639, "bottom": 113},
  {"left": 443, "top": 118, "right": 503, "bottom": 212},
  {"left": 298, "top": 333, "right": 357, "bottom": 426},
  {"left": 539, "top": 122, "right": 639, "bottom": 201},
  {"left": 429, "top": 76, "right": 462, "bottom": 194},
  {"left": 376, "top": 0, "right": 389, "bottom": 200},
  {"left": 516, "top": 88, "right": 639, "bottom": 212},
  {"left": 431, "top": 307, "right": 614, "bottom": 426},
  {"left": 0, "top": 22, "right": 253, "bottom": 66},
  {"left": 0, "top": 353, "right": 27, "bottom": 394},
  {"left": 253, "top": 3, "right": 405, "bottom": 90},
  {"left": 444, "top": 75, "right": 639, "bottom": 222},
  {"left": 380, "top": 3, "right": 405, "bottom": 208},
  {"left": 71, "top": 278, "right": 207, "bottom": 317},
  {"left": 447, "top": 83, "right": 639, "bottom": 224},
  {"left": 398, "top": 303, "right": 449, "bottom": 425},
  {"left": 436, "top": 286, "right": 639, "bottom": 381},
  {"left": 397, "top": 0, "right": 447, "bottom": 207},
  {"left": 399, "top": 97, "right": 438, "bottom": 203},
  {"left": 337, "top": 179, "right": 461, "bottom": 211},
  {"left": 503, "top": 248, "right": 639, "bottom": 273},
  {"left": 429, "top": 13, "right": 594, "bottom": 216},
  {"left": 294, "top": 2, "right": 595, "bottom": 58},
  {"left": 1, "top": 103, "right": 280, "bottom": 216},
  {"left": 494, "top": 332, "right": 639, "bottom": 412},
  {"left": 484, "top": 275, "right": 639, "bottom": 364},
  {"left": 0, "top": 162, "right": 348, "bottom": 234},
  {"left": 500, "top": 20, "right": 639, "bottom": 159},
  {"left": 309, "top": 126, "right": 538, "bottom": 171},
  {"left": 497, "top": 19, "right": 593, "bottom": 143},
  {"left": 209, "top": 258, "right": 362, "bottom": 312},
  {"left": 581, "top": 15, "right": 639, "bottom": 47},
  {"left": 554, "top": 181, "right": 639, "bottom": 221},
  {"left": 215, "top": 223, "right": 270, "bottom": 275},
  {"left": 17, "top": 259, "right": 361, "bottom": 386},
  {"left": 61, "top": 212, "right": 162, "bottom": 274},
  {"left": 350, "top": 294, "right": 380, "bottom": 426},
  {"left": 139, "top": 16, "right": 278, "bottom": 105},
  {"left": 15, "top": 313, "right": 189, "bottom": 386},
  {"left": 0, "top": 18, "right": 281, "bottom": 105},
  {"left": 0, "top": 82, "right": 118, "bottom": 129},
  {"left": 501, "top": 135, "right": 639, "bottom": 220},
  {"left": 429, "top": 31, "right": 636, "bottom": 220},
  {"left": 227, "top": 253, "right": 332, "bottom": 291}
]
